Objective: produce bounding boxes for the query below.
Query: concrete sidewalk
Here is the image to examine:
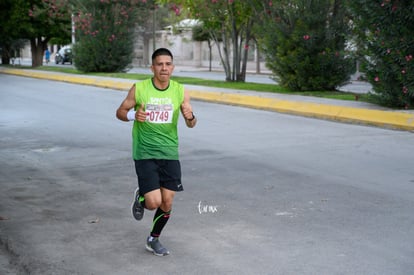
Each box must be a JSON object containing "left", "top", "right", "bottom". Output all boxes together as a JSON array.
[{"left": 1, "top": 67, "right": 413, "bottom": 131}]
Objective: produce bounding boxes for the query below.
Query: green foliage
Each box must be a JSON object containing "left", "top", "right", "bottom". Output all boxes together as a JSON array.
[
  {"left": 259, "top": 0, "right": 354, "bottom": 91},
  {"left": 0, "top": 0, "right": 71, "bottom": 66},
  {"left": 0, "top": 0, "right": 22, "bottom": 44},
  {"left": 348, "top": 0, "right": 414, "bottom": 109},
  {"left": 73, "top": 0, "right": 154, "bottom": 72},
  {"left": 192, "top": 24, "right": 210, "bottom": 42},
  {"left": 28, "top": 0, "right": 72, "bottom": 38},
  {"left": 49, "top": 37, "right": 71, "bottom": 46}
]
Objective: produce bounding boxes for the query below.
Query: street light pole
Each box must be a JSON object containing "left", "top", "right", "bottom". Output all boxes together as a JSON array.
[
  {"left": 152, "top": 8, "right": 156, "bottom": 51},
  {"left": 71, "top": 13, "right": 76, "bottom": 44}
]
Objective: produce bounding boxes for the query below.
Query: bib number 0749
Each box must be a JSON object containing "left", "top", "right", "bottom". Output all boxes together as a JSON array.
[{"left": 147, "top": 110, "right": 172, "bottom": 123}]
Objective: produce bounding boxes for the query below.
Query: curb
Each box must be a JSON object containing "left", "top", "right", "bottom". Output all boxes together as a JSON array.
[
  {"left": 2, "top": 68, "right": 414, "bottom": 131},
  {"left": 1, "top": 68, "right": 132, "bottom": 90},
  {"left": 189, "top": 90, "right": 414, "bottom": 131}
]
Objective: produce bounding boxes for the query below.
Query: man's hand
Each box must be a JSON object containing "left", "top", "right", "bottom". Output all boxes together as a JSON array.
[
  {"left": 136, "top": 103, "right": 147, "bottom": 122},
  {"left": 181, "top": 91, "right": 196, "bottom": 128},
  {"left": 181, "top": 102, "right": 194, "bottom": 121}
]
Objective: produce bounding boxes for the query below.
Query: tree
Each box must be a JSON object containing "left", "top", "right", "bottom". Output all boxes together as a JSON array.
[
  {"left": 161, "top": 0, "right": 255, "bottom": 82},
  {"left": 0, "top": 0, "right": 72, "bottom": 67},
  {"left": 348, "top": 0, "right": 414, "bottom": 109},
  {"left": 72, "top": 0, "right": 155, "bottom": 72},
  {"left": 0, "top": 0, "right": 22, "bottom": 64},
  {"left": 29, "top": 0, "right": 72, "bottom": 67},
  {"left": 257, "top": 0, "right": 354, "bottom": 91}
]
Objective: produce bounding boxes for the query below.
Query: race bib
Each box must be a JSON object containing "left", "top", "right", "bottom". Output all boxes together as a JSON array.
[{"left": 145, "top": 104, "right": 173, "bottom": 124}]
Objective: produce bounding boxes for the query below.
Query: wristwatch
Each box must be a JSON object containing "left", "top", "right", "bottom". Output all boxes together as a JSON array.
[{"left": 188, "top": 112, "right": 196, "bottom": 121}]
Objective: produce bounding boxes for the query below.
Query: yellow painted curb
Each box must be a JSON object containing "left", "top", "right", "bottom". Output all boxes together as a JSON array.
[
  {"left": 187, "top": 90, "right": 414, "bottom": 131},
  {"left": 1, "top": 68, "right": 132, "bottom": 90},
  {"left": 2, "top": 68, "right": 414, "bottom": 131}
]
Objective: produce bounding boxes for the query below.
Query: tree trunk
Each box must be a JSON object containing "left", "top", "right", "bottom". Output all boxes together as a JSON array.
[
  {"left": 238, "top": 19, "right": 253, "bottom": 82},
  {"left": 208, "top": 40, "right": 212, "bottom": 72},
  {"left": 221, "top": 32, "right": 232, "bottom": 81},
  {"left": 231, "top": 22, "right": 238, "bottom": 81},
  {"left": 255, "top": 40, "right": 261, "bottom": 74},
  {"left": 1, "top": 43, "right": 11, "bottom": 65},
  {"left": 30, "top": 37, "right": 48, "bottom": 67},
  {"left": 238, "top": 44, "right": 248, "bottom": 82},
  {"left": 238, "top": 34, "right": 248, "bottom": 82}
]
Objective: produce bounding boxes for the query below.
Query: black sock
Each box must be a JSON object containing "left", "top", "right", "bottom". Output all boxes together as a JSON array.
[{"left": 150, "top": 207, "right": 171, "bottom": 238}]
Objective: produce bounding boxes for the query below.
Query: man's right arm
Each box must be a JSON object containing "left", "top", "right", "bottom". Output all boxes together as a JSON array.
[{"left": 116, "top": 84, "right": 137, "bottom": 122}]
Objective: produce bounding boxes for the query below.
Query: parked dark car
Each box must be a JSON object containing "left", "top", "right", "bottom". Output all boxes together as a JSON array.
[{"left": 55, "top": 46, "right": 72, "bottom": 65}]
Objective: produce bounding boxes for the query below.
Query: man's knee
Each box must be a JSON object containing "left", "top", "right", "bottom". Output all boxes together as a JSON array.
[
  {"left": 145, "top": 198, "right": 173, "bottom": 211},
  {"left": 143, "top": 188, "right": 175, "bottom": 211},
  {"left": 160, "top": 188, "right": 175, "bottom": 211},
  {"left": 161, "top": 200, "right": 173, "bottom": 212},
  {"left": 145, "top": 199, "right": 162, "bottom": 210},
  {"left": 144, "top": 190, "right": 162, "bottom": 210}
]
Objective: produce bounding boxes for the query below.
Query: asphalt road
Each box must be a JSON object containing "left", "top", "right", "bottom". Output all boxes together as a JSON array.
[{"left": 1, "top": 75, "right": 413, "bottom": 275}]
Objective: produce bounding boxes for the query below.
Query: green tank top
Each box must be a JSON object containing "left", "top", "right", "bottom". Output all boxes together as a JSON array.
[{"left": 132, "top": 78, "right": 184, "bottom": 160}]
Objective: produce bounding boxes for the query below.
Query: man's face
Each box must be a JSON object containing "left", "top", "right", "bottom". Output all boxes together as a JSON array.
[{"left": 151, "top": 55, "right": 174, "bottom": 84}]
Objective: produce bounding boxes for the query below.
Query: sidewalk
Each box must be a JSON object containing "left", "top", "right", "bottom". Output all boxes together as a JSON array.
[{"left": 1, "top": 67, "right": 413, "bottom": 131}]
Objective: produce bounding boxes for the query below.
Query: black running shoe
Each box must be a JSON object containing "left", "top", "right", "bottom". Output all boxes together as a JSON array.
[
  {"left": 146, "top": 237, "right": 170, "bottom": 256},
  {"left": 132, "top": 188, "right": 144, "bottom": 220}
]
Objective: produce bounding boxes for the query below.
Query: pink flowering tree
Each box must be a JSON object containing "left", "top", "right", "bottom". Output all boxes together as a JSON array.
[
  {"left": 72, "top": 0, "right": 154, "bottom": 72},
  {"left": 256, "top": 0, "right": 354, "bottom": 91},
  {"left": 349, "top": 0, "right": 414, "bottom": 108},
  {"left": 161, "top": 0, "right": 255, "bottom": 82}
]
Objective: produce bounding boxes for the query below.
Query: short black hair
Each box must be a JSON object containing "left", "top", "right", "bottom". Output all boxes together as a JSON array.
[{"left": 151, "top": 48, "right": 173, "bottom": 63}]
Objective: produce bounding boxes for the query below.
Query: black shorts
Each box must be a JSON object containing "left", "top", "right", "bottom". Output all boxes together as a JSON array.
[{"left": 134, "top": 159, "right": 183, "bottom": 195}]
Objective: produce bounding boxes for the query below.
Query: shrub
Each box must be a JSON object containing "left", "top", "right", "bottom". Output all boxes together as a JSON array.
[
  {"left": 260, "top": 0, "right": 354, "bottom": 91},
  {"left": 348, "top": 0, "right": 414, "bottom": 108},
  {"left": 73, "top": 0, "right": 145, "bottom": 73}
]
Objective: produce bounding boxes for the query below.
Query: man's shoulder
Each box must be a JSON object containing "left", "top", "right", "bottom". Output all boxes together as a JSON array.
[
  {"left": 135, "top": 78, "right": 152, "bottom": 88},
  {"left": 169, "top": 79, "right": 184, "bottom": 90}
]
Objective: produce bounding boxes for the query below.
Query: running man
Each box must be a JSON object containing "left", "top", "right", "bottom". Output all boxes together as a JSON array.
[{"left": 116, "top": 48, "right": 197, "bottom": 256}]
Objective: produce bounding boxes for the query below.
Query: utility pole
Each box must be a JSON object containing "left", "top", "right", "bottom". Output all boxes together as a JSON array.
[
  {"left": 71, "top": 13, "right": 76, "bottom": 44},
  {"left": 152, "top": 8, "right": 156, "bottom": 51}
]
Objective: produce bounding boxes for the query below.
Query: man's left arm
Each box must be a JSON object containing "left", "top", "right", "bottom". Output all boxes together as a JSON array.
[{"left": 181, "top": 90, "right": 197, "bottom": 128}]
